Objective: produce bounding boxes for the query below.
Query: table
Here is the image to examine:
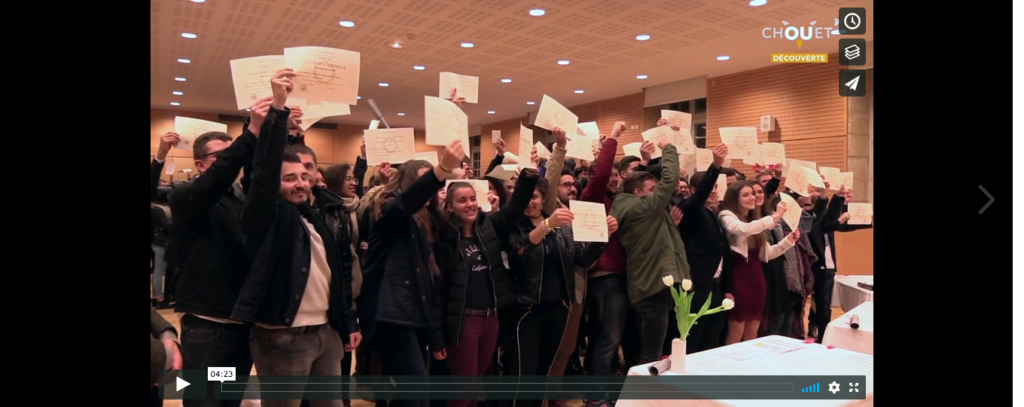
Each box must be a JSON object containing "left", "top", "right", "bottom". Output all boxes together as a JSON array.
[
  {"left": 822, "top": 301, "right": 873, "bottom": 355},
  {"left": 616, "top": 336, "right": 873, "bottom": 407},
  {"left": 831, "top": 275, "right": 873, "bottom": 312}
]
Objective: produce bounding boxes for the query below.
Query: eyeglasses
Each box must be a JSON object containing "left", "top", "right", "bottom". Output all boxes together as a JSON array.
[
  {"left": 560, "top": 182, "right": 576, "bottom": 189},
  {"left": 199, "top": 150, "right": 222, "bottom": 159}
]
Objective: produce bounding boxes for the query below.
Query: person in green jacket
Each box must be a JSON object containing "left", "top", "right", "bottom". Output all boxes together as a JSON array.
[{"left": 610, "top": 137, "right": 691, "bottom": 366}]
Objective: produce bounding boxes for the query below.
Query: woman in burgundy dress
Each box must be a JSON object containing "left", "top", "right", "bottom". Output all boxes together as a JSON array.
[{"left": 718, "top": 181, "right": 800, "bottom": 344}]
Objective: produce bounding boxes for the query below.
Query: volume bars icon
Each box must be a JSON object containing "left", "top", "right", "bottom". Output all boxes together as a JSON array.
[
  {"left": 801, "top": 383, "right": 819, "bottom": 392},
  {"left": 844, "top": 44, "right": 861, "bottom": 60}
]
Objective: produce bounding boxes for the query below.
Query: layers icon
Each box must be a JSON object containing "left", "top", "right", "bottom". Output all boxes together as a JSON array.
[{"left": 844, "top": 44, "right": 860, "bottom": 60}]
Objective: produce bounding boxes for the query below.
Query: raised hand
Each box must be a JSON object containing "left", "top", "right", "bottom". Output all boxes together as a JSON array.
[
  {"left": 712, "top": 144, "right": 728, "bottom": 167},
  {"left": 639, "top": 141, "right": 656, "bottom": 163},
  {"left": 657, "top": 118, "right": 668, "bottom": 127},
  {"left": 440, "top": 140, "right": 467, "bottom": 172},
  {"left": 248, "top": 96, "right": 274, "bottom": 136},
  {"left": 552, "top": 127, "right": 567, "bottom": 147},
  {"left": 270, "top": 69, "right": 296, "bottom": 109},
  {"left": 495, "top": 138, "right": 507, "bottom": 156},
  {"left": 610, "top": 121, "right": 627, "bottom": 139},
  {"left": 530, "top": 146, "right": 540, "bottom": 166},
  {"left": 787, "top": 229, "right": 801, "bottom": 242},
  {"left": 360, "top": 137, "right": 367, "bottom": 159},
  {"left": 838, "top": 213, "right": 851, "bottom": 224},
  {"left": 448, "top": 88, "right": 466, "bottom": 106},
  {"left": 156, "top": 132, "right": 181, "bottom": 160},
  {"left": 670, "top": 206, "right": 683, "bottom": 226},
  {"left": 548, "top": 208, "right": 574, "bottom": 227}
]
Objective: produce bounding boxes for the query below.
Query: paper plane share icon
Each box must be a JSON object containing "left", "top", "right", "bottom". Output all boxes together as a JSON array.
[
  {"left": 844, "top": 44, "right": 860, "bottom": 60},
  {"left": 845, "top": 76, "right": 860, "bottom": 91}
]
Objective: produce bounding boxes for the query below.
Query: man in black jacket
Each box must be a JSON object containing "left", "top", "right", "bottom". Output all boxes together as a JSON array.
[
  {"left": 676, "top": 144, "right": 730, "bottom": 353},
  {"left": 166, "top": 96, "right": 273, "bottom": 407},
  {"left": 231, "top": 70, "right": 360, "bottom": 406}
]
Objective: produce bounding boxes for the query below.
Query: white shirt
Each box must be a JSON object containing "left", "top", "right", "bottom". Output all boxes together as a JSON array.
[{"left": 823, "top": 235, "right": 836, "bottom": 270}]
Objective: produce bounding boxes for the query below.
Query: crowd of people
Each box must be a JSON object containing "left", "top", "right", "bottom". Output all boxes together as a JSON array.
[{"left": 149, "top": 69, "right": 872, "bottom": 407}]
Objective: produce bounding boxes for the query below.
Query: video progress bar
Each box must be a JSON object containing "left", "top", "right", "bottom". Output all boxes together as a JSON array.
[{"left": 220, "top": 382, "right": 795, "bottom": 393}]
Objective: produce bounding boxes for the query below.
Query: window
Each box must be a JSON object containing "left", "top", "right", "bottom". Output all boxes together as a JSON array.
[
  {"left": 472, "top": 151, "right": 481, "bottom": 176},
  {"left": 471, "top": 135, "right": 481, "bottom": 147},
  {"left": 695, "top": 98, "right": 707, "bottom": 113},
  {"left": 694, "top": 123, "right": 707, "bottom": 148},
  {"left": 668, "top": 101, "right": 689, "bottom": 112}
]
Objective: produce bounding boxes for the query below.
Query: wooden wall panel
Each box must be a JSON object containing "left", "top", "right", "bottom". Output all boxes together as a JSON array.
[{"left": 706, "top": 53, "right": 845, "bottom": 178}]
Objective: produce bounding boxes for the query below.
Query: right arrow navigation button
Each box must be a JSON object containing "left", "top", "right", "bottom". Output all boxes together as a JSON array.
[{"left": 979, "top": 185, "right": 994, "bottom": 214}]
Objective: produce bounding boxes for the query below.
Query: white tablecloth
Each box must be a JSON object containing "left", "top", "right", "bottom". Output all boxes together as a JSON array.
[
  {"left": 822, "top": 301, "right": 873, "bottom": 355},
  {"left": 831, "top": 275, "right": 873, "bottom": 312},
  {"left": 617, "top": 336, "right": 873, "bottom": 407}
]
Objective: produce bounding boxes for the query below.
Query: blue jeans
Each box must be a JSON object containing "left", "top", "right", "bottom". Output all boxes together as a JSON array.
[
  {"left": 152, "top": 245, "right": 166, "bottom": 298},
  {"left": 371, "top": 323, "right": 429, "bottom": 407},
  {"left": 586, "top": 274, "right": 629, "bottom": 376},
  {"left": 180, "top": 314, "right": 253, "bottom": 407}
]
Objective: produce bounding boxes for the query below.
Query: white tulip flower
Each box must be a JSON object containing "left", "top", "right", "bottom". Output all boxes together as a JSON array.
[
  {"left": 681, "top": 279, "right": 693, "bottom": 291},
  {"left": 722, "top": 298, "right": 735, "bottom": 310},
  {"left": 662, "top": 275, "right": 674, "bottom": 287}
]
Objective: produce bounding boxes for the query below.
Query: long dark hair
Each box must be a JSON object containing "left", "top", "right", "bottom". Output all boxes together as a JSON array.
[
  {"left": 720, "top": 181, "right": 768, "bottom": 248},
  {"left": 377, "top": 160, "right": 439, "bottom": 243},
  {"left": 485, "top": 177, "right": 509, "bottom": 209}
]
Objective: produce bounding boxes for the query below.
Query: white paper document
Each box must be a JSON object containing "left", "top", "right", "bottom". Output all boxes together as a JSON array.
[
  {"left": 710, "top": 337, "right": 808, "bottom": 362},
  {"left": 163, "top": 162, "right": 175, "bottom": 175},
  {"left": 778, "top": 192, "right": 803, "bottom": 231},
  {"left": 695, "top": 148, "right": 714, "bottom": 171},
  {"left": 715, "top": 174, "right": 728, "bottom": 201},
  {"left": 719, "top": 127, "right": 759, "bottom": 163},
  {"left": 284, "top": 46, "right": 361, "bottom": 105},
  {"left": 660, "top": 109, "right": 692, "bottom": 131},
  {"left": 756, "top": 142, "right": 786, "bottom": 167},
  {"left": 439, "top": 72, "right": 479, "bottom": 104},
  {"left": 445, "top": 179, "right": 491, "bottom": 212},
  {"left": 569, "top": 200, "right": 609, "bottom": 242},
  {"left": 502, "top": 152, "right": 519, "bottom": 164},
  {"left": 641, "top": 126, "right": 695, "bottom": 157},
  {"left": 834, "top": 172, "right": 854, "bottom": 190},
  {"left": 818, "top": 167, "right": 841, "bottom": 188},
  {"left": 487, "top": 164, "right": 519, "bottom": 181},
  {"left": 533, "top": 95, "right": 578, "bottom": 140},
  {"left": 519, "top": 124, "right": 535, "bottom": 169},
  {"left": 534, "top": 142, "right": 551, "bottom": 160},
  {"left": 622, "top": 142, "right": 642, "bottom": 159},
  {"left": 364, "top": 128, "right": 415, "bottom": 165},
  {"left": 491, "top": 130, "right": 501, "bottom": 144},
  {"left": 415, "top": 151, "right": 438, "bottom": 166},
  {"left": 847, "top": 203, "right": 873, "bottom": 225},
  {"left": 174, "top": 117, "right": 228, "bottom": 151},
  {"left": 786, "top": 165, "right": 826, "bottom": 196},
  {"left": 229, "top": 55, "right": 285, "bottom": 110},
  {"left": 369, "top": 120, "right": 380, "bottom": 130},
  {"left": 786, "top": 159, "right": 816, "bottom": 178},
  {"left": 424, "top": 96, "right": 469, "bottom": 149},
  {"left": 565, "top": 135, "right": 595, "bottom": 161},
  {"left": 577, "top": 122, "right": 600, "bottom": 139}
]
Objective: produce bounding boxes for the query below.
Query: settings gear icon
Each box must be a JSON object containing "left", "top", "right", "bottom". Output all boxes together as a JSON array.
[{"left": 828, "top": 381, "right": 841, "bottom": 394}]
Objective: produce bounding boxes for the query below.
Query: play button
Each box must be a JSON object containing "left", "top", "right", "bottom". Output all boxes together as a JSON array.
[{"left": 177, "top": 377, "right": 191, "bottom": 392}]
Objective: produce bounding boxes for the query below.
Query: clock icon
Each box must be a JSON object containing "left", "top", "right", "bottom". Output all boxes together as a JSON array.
[{"left": 838, "top": 7, "right": 866, "bottom": 35}]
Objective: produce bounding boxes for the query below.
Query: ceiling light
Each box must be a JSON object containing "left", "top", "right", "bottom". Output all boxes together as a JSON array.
[
  {"left": 246, "top": 108, "right": 251, "bottom": 111},
  {"left": 461, "top": 42, "right": 474, "bottom": 48},
  {"left": 339, "top": 20, "right": 355, "bottom": 28},
  {"left": 181, "top": 32, "right": 197, "bottom": 39},
  {"left": 172, "top": 91, "right": 183, "bottom": 95},
  {"left": 529, "top": 9, "right": 545, "bottom": 16},
  {"left": 749, "top": 0, "right": 767, "bottom": 6},
  {"left": 174, "top": 77, "right": 186, "bottom": 82},
  {"left": 574, "top": 90, "right": 584, "bottom": 94},
  {"left": 635, "top": 34, "right": 651, "bottom": 41},
  {"left": 501, "top": 78, "right": 512, "bottom": 83},
  {"left": 357, "top": 96, "right": 362, "bottom": 99},
  {"left": 191, "top": 0, "right": 205, "bottom": 3},
  {"left": 177, "top": 58, "right": 191, "bottom": 63},
  {"left": 379, "top": 82, "right": 389, "bottom": 87},
  {"left": 717, "top": 55, "right": 730, "bottom": 61},
  {"left": 397, "top": 112, "right": 406, "bottom": 116},
  {"left": 388, "top": 41, "right": 404, "bottom": 49},
  {"left": 636, "top": 74, "right": 648, "bottom": 79},
  {"left": 170, "top": 102, "right": 181, "bottom": 106},
  {"left": 557, "top": 60, "right": 570, "bottom": 65},
  {"left": 413, "top": 65, "right": 425, "bottom": 70},
  {"left": 527, "top": 101, "right": 536, "bottom": 105},
  {"left": 487, "top": 111, "right": 496, "bottom": 114}
]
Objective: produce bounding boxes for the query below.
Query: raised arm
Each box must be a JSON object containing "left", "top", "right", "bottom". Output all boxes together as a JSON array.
[
  {"left": 682, "top": 144, "right": 728, "bottom": 213},
  {"left": 543, "top": 128, "right": 569, "bottom": 214},
  {"left": 354, "top": 156, "right": 368, "bottom": 197},
  {"left": 168, "top": 121, "right": 261, "bottom": 224},
  {"left": 378, "top": 141, "right": 464, "bottom": 231},
  {"left": 647, "top": 143, "right": 680, "bottom": 211},
  {"left": 719, "top": 209, "right": 776, "bottom": 237},
  {"left": 762, "top": 230, "right": 797, "bottom": 261},
  {"left": 490, "top": 168, "right": 539, "bottom": 235},
  {"left": 579, "top": 124, "right": 623, "bottom": 202},
  {"left": 485, "top": 139, "right": 507, "bottom": 176},
  {"left": 241, "top": 103, "right": 291, "bottom": 236}
]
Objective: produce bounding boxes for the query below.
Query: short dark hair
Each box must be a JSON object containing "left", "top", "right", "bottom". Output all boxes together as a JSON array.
[
  {"left": 645, "top": 164, "right": 662, "bottom": 177},
  {"left": 690, "top": 171, "right": 707, "bottom": 187},
  {"left": 560, "top": 168, "right": 575, "bottom": 178},
  {"left": 193, "top": 132, "right": 232, "bottom": 158},
  {"left": 618, "top": 156, "right": 641, "bottom": 173},
  {"left": 720, "top": 168, "right": 738, "bottom": 176},
  {"left": 282, "top": 152, "right": 302, "bottom": 164},
  {"left": 324, "top": 163, "right": 353, "bottom": 193},
  {"left": 284, "top": 144, "right": 317, "bottom": 164},
  {"left": 622, "top": 171, "right": 656, "bottom": 194}
]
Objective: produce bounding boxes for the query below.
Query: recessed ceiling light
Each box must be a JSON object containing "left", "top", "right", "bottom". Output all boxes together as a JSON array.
[
  {"left": 388, "top": 41, "right": 404, "bottom": 49},
  {"left": 339, "top": 20, "right": 355, "bottom": 28},
  {"left": 191, "top": 0, "right": 205, "bottom": 3},
  {"left": 574, "top": 90, "right": 584, "bottom": 94},
  {"left": 636, "top": 34, "right": 651, "bottom": 41},
  {"left": 181, "top": 33, "right": 197, "bottom": 39},
  {"left": 379, "top": 82, "right": 389, "bottom": 87},
  {"left": 246, "top": 108, "right": 251, "bottom": 111},
  {"left": 174, "top": 77, "right": 186, "bottom": 82},
  {"left": 501, "top": 78, "right": 512, "bottom": 83},
  {"left": 357, "top": 96, "right": 362, "bottom": 100},
  {"left": 487, "top": 110, "right": 496, "bottom": 114},
  {"left": 717, "top": 55, "right": 730, "bottom": 61},
  {"left": 557, "top": 60, "right": 570, "bottom": 65},
  {"left": 529, "top": 9, "right": 545, "bottom": 16},
  {"left": 170, "top": 102, "right": 181, "bottom": 106},
  {"left": 397, "top": 112, "right": 406, "bottom": 116},
  {"left": 526, "top": 101, "right": 535, "bottom": 105},
  {"left": 172, "top": 91, "right": 183, "bottom": 95},
  {"left": 749, "top": 0, "right": 767, "bottom": 6},
  {"left": 636, "top": 74, "right": 648, "bottom": 79},
  {"left": 177, "top": 58, "right": 191, "bottom": 63},
  {"left": 413, "top": 65, "right": 425, "bottom": 70},
  {"left": 461, "top": 42, "right": 474, "bottom": 48}
]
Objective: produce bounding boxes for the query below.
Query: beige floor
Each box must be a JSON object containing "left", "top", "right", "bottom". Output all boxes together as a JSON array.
[{"left": 155, "top": 301, "right": 846, "bottom": 407}]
